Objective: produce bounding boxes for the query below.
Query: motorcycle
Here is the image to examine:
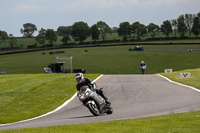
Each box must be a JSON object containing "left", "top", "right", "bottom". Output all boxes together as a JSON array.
[
  {"left": 78, "top": 84, "right": 113, "bottom": 116},
  {"left": 140, "top": 65, "right": 146, "bottom": 74}
]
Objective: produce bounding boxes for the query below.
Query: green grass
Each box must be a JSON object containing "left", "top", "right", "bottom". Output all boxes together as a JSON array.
[
  {"left": 1, "top": 110, "right": 200, "bottom": 133},
  {"left": 0, "top": 32, "right": 199, "bottom": 49},
  {"left": 0, "top": 68, "right": 199, "bottom": 132},
  {"left": 161, "top": 68, "right": 200, "bottom": 89},
  {"left": 0, "top": 45, "right": 200, "bottom": 132},
  {"left": 0, "top": 33, "right": 122, "bottom": 49},
  {"left": 0, "top": 38, "right": 38, "bottom": 48},
  {"left": 143, "top": 44, "right": 200, "bottom": 49},
  {"left": 0, "top": 45, "right": 200, "bottom": 74},
  {"left": 139, "top": 39, "right": 200, "bottom": 43},
  {"left": 0, "top": 73, "right": 100, "bottom": 124}
]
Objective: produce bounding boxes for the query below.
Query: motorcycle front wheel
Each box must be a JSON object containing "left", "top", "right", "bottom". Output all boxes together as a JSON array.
[
  {"left": 141, "top": 69, "right": 145, "bottom": 74},
  {"left": 86, "top": 100, "right": 100, "bottom": 116}
]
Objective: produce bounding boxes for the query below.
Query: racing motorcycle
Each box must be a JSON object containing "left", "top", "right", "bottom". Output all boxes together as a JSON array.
[
  {"left": 78, "top": 84, "right": 113, "bottom": 116},
  {"left": 140, "top": 66, "right": 146, "bottom": 74}
]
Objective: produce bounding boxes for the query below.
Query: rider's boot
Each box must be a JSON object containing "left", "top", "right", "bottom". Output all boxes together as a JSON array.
[
  {"left": 105, "top": 98, "right": 111, "bottom": 106},
  {"left": 98, "top": 88, "right": 111, "bottom": 106}
]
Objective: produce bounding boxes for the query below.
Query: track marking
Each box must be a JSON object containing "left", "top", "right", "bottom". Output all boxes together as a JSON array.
[
  {"left": 92, "top": 74, "right": 104, "bottom": 83},
  {"left": 0, "top": 74, "right": 104, "bottom": 127},
  {"left": 157, "top": 74, "right": 200, "bottom": 93}
]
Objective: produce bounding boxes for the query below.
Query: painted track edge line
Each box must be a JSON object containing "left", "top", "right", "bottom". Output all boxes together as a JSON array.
[
  {"left": 157, "top": 74, "right": 200, "bottom": 93},
  {"left": 0, "top": 74, "right": 104, "bottom": 127}
]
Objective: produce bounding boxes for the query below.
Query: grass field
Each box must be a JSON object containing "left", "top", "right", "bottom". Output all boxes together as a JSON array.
[
  {"left": 0, "top": 32, "right": 200, "bottom": 49},
  {"left": 0, "top": 44, "right": 200, "bottom": 132},
  {"left": 0, "top": 73, "right": 100, "bottom": 124},
  {"left": 161, "top": 68, "right": 200, "bottom": 89},
  {"left": 0, "top": 33, "right": 122, "bottom": 49},
  {"left": 0, "top": 68, "right": 199, "bottom": 132},
  {"left": 0, "top": 45, "right": 200, "bottom": 74},
  {"left": 1, "top": 111, "right": 200, "bottom": 133}
]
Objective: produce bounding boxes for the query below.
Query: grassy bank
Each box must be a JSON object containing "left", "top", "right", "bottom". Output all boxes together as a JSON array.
[
  {"left": 0, "top": 32, "right": 200, "bottom": 48},
  {"left": 0, "top": 68, "right": 200, "bottom": 132},
  {"left": 0, "top": 44, "right": 200, "bottom": 132},
  {"left": 161, "top": 68, "right": 200, "bottom": 89},
  {"left": 0, "top": 45, "right": 200, "bottom": 74},
  {"left": 1, "top": 110, "right": 200, "bottom": 133},
  {"left": 0, "top": 73, "right": 100, "bottom": 124}
]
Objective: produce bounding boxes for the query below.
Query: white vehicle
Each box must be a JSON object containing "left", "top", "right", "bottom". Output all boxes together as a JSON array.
[{"left": 78, "top": 85, "right": 113, "bottom": 116}]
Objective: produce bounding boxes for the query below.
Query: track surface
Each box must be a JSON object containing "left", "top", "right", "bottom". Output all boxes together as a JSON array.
[{"left": 1, "top": 74, "right": 200, "bottom": 130}]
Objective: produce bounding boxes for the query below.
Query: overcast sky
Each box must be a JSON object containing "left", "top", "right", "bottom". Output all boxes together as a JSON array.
[{"left": 0, "top": 0, "right": 199, "bottom": 37}]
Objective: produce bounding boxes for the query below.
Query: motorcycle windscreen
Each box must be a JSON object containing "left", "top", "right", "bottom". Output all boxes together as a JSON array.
[{"left": 80, "top": 86, "right": 88, "bottom": 94}]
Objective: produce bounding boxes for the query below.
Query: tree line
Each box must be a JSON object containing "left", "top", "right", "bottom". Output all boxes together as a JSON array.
[{"left": 0, "top": 12, "right": 200, "bottom": 48}]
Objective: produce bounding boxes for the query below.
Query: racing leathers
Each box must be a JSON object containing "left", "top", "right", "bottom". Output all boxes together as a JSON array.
[{"left": 76, "top": 78, "right": 111, "bottom": 105}]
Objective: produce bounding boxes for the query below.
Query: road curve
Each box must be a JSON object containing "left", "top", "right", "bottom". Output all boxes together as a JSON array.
[{"left": 1, "top": 74, "right": 200, "bottom": 130}]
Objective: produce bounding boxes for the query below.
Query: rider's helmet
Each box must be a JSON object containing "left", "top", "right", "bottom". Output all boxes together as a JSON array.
[
  {"left": 75, "top": 73, "right": 84, "bottom": 83},
  {"left": 141, "top": 61, "right": 144, "bottom": 64}
]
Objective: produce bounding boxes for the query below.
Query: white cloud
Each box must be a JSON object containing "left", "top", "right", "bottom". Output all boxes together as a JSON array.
[
  {"left": 59, "top": 0, "right": 192, "bottom": 11},
  {"left": 141, "top": 0, "right": 190, "bottom": 6},
  {"left": 1, "top": 0, "right": 199, "bottom": 37},
  {"left": 59, "top": 0, "right": 127, "bottom": 11},
  {"left": 124, "top": 0, "right": 191, "bottom": 7},
  {"left": 74, "top": 0, "right": 125, "bottom": 7},
  {"left": 13, "top": 4, "right": 47, "bottom": 12}
]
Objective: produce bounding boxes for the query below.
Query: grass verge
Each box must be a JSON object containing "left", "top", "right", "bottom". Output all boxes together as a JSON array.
[
  {"left": 0, "top": 45, "right": 200, "bottom": 74},
  {"left": 0, "top": 73, "right": 100, "bottom": 124},
  {"left": 160, "top": 68, "right": 200, "bottom": 89},
  {"left": 1, "top": 108, "right": 200, "bottom": 133},
  {"left": 0, "top": 68, "right": 200, "bottom": 132}
]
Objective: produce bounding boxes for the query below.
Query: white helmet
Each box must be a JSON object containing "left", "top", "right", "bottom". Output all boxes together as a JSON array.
[
  {"left": 141, "top": 61, "right": 144, "bottom": 64},
  {"left": 75, "top": 73, "right": 84, "bottom": 83}
]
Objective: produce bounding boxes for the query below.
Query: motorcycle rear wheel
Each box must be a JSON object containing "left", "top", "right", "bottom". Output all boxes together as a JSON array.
[
  {"left": 106, "top": 106, "right": 113, "bottom": 114},
  {"left": 86, "top": 100, "right": 100, "bottom": 116}
]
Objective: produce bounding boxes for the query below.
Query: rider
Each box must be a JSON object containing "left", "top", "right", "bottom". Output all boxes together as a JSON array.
[
  {"left": 140, "top": 61, "right": 146, "bottom": 71},
  {"left": 140, "top": 61, "right": 146, "bottom": 68},
  {"left": 75, "top": 73, "right": 111, "bottom": 105}
]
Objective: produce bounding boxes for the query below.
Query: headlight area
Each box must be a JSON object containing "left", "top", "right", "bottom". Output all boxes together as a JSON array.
[{"left": 85, "top": 91, "right": 90, "bottom": 96}]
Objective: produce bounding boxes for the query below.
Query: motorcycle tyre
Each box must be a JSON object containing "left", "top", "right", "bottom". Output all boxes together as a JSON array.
[
  {"left": 86, "top": 100, "right": 100, "bottom": 116},
  {"left": 141, "top": 69, "right": 145, "bottom": 74},
  {"left": 106, "top": 106, "right": 113, "bottom": 114}
]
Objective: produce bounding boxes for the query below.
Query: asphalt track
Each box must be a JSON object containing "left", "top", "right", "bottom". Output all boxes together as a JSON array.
[{"left": 1, "top": 74, "right": 200, "bottom": 130}]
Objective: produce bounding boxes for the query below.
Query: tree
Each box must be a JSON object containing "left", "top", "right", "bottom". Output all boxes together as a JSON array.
[
  {"left": 0, "top": 30, "right": 9, "bottom": 42},
  {"left": 61, "top": 35, "right": 71, "bottom": 45},
  {"left": 197, "top": 12, "right": 200, "bottom": 31},
  {"left": 97, "top": 21, "right": 112, "bottom": 41},
  {"left": 118, "top": 21, "right": 131, "bottom": 41},
  {"left": 197, "top": 12, "right": 200, "bottom": 22},
  {"left": 20, "top": 23, "right": 37, "bottom": 37},
  {"left": 112, "top": 27, "right": 118, "bottom": 33},
  {"left": 57, "top": 26, "right": 72, "bottom": 36},
  {"left": 161, "top": 20, "right": 172, "bottom": 37},
  {"left": 147, "top": 23, "right": 160, "bottom": 38},
  {"left": 171, "top": 19, "right": 178, "bottom": 37},
  {"left": 131, "top": 21, "right": 147, "bottom": 40},
  {"left": 9, "top": 34, "right": 17, "bottom": 49},
  {"left": 45, "top": 29, "right": 57, "bottom": 44},
  {"left": 177, "top": 15, "right": 187, "bottom": 38},
  {"left": 71, "top": 21, "right": 90, "bottom": 43},
  {"left": 35, "top": 28, "right": 46, "bottom": 47},
  {"left": 191, "top": 17, "right": 200, "bottom": 38},
  {"left": 185, "top": 14, "right": 195, "bottom": 37},
  {"left": 90, "top": 24, "right": 100, "bottom": 42}
]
